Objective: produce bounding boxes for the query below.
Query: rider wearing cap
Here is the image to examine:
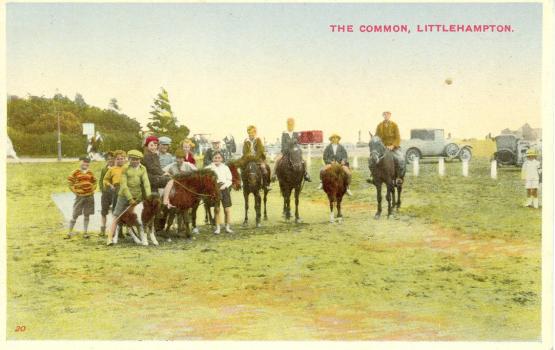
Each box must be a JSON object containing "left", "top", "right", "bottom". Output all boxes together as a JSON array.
[
  {"left": 240, "top": 125, "right": 271, "bottom": 190},
  {"left": 371, "top": 111, "right": 406, "bottom": 184},
  {"left": 142, "top": 135, "right": 171, "bottom": 192},
  {"left": 108, "top": 149, "right": 151, "bottom": 245},
  {"left": 158, "top": 136, "right": 175, "bottom": 169},
  {"left": 318, "top": 133, "right": 352, "bottom": 195}
]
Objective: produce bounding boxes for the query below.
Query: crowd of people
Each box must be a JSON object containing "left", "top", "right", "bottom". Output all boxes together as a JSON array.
[{"left": 64, "top": 112, "right": 541, "bottom": 244}]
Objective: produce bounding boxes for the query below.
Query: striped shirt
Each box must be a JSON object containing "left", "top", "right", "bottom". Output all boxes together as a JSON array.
[{"left": 68, "top": 169, "right": 97, "bottom": 196}]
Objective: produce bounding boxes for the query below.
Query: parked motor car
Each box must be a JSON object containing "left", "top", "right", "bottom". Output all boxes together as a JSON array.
[
  {"left": 401, "top": 129, "right": 472, "bottom": 163},
  {"left": 493, "top": 134, "right": 541, "bottom": 166}
]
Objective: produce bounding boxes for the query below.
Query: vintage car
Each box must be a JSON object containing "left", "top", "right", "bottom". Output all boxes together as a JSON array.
[
  {"left": 493, "top": 134, "right": 541, "bottom": 166},
  {"left": 401, "top": 129, "right": 472, "bottom": 163}
]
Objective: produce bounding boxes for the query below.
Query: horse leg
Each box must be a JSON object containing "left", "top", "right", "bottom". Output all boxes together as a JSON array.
[
  {"left": 184, "top": 209, "right": 191, "bottom": 238},
  {"left": 128, "top": 226, "right": 142, "bottom": 245},
  {"left": 386, "top": 184, "right": 393, "bottom": 218},
  {"left": 337, "top": 196, "right": 343, "bottom": 223},
  {"left": 191, "top": 203, "right": 199, "bottom": 234},
  {"left": 375, "top": 183, "right": 382, "bottom": 219},
  {"left": 284, "top": 188, "right": 291, "bottom": 220},
  {"left": 396, "top": 184, "right": 402, "bottom": 211},
  {"left": 329, "top": 198, "right": 335, "bottom": 223},
  {"left": 294, "top": 186, "right": 302, "bottom": 223},
  {"left": 149, "top": 221, "right": 159, "bottom": 246},
  {"left": 255, "top": 191, "right": 262, "bottom": 227},
  {"left": 263, "top": 188, "right": 269, "bottom": 220},
  {"left": 243, "top": 191, "right": 249, "bottom": 226}
]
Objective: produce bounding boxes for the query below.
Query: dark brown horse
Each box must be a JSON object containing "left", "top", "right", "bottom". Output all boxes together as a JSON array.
[
  {"left": 276, "top": 144, "right": 305, "bottom": 223},
  {"left": 368, "top": 134, "right": 402, "bottom": 219},
  {"left": 240, "top": 156, "right": 270, "bottom": 227},
  {"left": 321, "top": 163, "right": 349, "bottom": 223},
  {"left": 165, "top": 169, "right": 220, "bottom": 238}
]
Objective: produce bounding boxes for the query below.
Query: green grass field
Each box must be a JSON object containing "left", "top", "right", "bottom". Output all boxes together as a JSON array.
[{"left": 6, "top": 150, "right": 541, "bottom": 340}]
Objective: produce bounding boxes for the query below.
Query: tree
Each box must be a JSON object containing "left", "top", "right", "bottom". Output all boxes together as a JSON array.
[
  {"left": 109, "top": 98, "right": 120, "bottom": 111},
  {"left": 147, "top": 87, "right": 189, "bottom": 142},
  {"left": 74, "top": 93, "right": 87, "bottom": 108}
]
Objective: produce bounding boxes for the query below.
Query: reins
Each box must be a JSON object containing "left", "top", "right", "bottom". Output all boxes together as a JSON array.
[{"left": 173, "top": 178, "right": 215, "bottom": 199}]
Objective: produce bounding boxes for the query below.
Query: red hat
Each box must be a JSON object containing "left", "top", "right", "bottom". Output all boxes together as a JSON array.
[{"left": 144, "top": 135, "right": 159, "bottom": 147}]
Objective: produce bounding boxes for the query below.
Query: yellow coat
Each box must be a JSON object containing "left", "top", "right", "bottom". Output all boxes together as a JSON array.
[{"left": 376, "top": 121, "right": 401, "bottom": 148}]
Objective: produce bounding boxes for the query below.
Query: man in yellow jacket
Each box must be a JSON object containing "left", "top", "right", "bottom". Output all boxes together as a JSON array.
[{"left": 373, "top": 111, "right": 405, "bottom": 184}]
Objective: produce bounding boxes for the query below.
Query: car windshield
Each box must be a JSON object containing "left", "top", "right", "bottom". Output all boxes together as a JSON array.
[{"left": 495, "top": 135, "right": 518, "bottom": 149}]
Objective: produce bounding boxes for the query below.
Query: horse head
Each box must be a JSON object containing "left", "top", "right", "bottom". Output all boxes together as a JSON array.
[
  {"left": 287, "top": 144, "right": 304, "bottom": 172},
  {"left": 244, "top": 160, "right": 260, "bottom": 187},
  {"left": 368, "top": 135, "right": 386, "bottom": 165}
]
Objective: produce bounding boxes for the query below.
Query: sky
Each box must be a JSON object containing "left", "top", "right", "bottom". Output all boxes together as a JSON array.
[{"left": 6, "top": 2, "right": 543, "bottom": 143}]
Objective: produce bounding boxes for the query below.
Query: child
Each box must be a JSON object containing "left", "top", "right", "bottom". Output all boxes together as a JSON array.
[
  {"left": 99, "top": 151, "right": 115, "bottom": 235},
  {"left": 142, "top": 135, "right": 171, "bottom": 193},
  {"left": 102, "top": 150, "right": 127, "bottom": 235},
  {"left": 181, "top": 139, "right": 197, "bottom": 165},
  {"left": 66, "top": 156, "right": 97, "bottom": 239},
  {"left": 108, "top": 150, "right": 151, "bottom": 245},
  {"left": 163, "top": 148, "right": 197, "bottom": 176},
  {"left": 521, "top": 148, "right": 541, "bottom": 208},
  {"left": 158, "top": 136, "right": 175, "bottom": 169},
  {"left": 205, "top": 151, "right": 234, "bottom": 234},
  {"left": 317, "top": 133, "right": 353, "bottom": 195}
]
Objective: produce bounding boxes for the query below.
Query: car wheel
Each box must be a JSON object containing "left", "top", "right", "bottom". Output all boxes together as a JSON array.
[
  {"left": 459, "top": 147, "right": 472, "bottom": 162},
  {"left": 405, "top": 148, "right": 421, "bottom": 164},
  {"left": 444, "top": 143, "right": 460, "bottom": 159}
]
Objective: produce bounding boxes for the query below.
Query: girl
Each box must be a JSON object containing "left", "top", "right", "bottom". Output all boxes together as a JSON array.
[{"left": 205, "top": 151, "right": 234, "bottom": 234}]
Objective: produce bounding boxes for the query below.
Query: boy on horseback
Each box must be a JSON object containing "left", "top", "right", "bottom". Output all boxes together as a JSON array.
[
  {"left": 142, "top": 135, "right": 171, "bottom": 193},
  {"left": 107, "top": 150, "right": 151, "bottom": 245},
  {"left": 163, "top": 148, "right": 198, "bottom": 176},
  {"left": 272, "top": 117, "right": 311, "bottom": 182},
  {"left": 318, "top": 134, "right": 353, "bottom": 196},
  {"left": 240, "top": 125, "right": 271, "bottom": 190},
  {"left": 369, "top": 111, "right": 406, "bottom": 184},
  {"left": 66, "top": 156, "right": 97, "bottom": 239}
]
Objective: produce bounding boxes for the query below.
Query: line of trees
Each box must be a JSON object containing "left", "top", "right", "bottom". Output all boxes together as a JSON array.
[{"left": 7, "top": 88, "right": 189, "bottom": 157}]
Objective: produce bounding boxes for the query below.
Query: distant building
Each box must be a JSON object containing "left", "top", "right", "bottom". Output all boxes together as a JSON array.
[{"left": 500, "top": 123, "right": 541, "bottom": 141}]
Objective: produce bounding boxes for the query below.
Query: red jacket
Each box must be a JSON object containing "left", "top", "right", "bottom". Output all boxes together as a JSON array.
[{"left": 184, "top": 152, "right": 196, "bottom": 165}]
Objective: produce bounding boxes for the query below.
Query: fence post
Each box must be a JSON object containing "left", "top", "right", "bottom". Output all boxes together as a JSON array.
[
  {"left": 352, "top": 155, "right": 359, "bottom": 169},
  {"left": 491, "top": 159, "right": 497, "bottom": 179},
  {"left": 306, "top": 144, "right": 312, "bottom": 168},
  {"left": 413, "top": 157, "right": 419, "bottom": 176},
  {"left": 462, "top": 160, "right": 469, "bottom": 177},
  {"left": 438, "top": 157, "right": 445, "bottom": 176}
]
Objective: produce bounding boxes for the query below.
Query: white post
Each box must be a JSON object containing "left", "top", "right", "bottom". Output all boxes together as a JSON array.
[
  {"left": 438, "top": 157, "right": 445, "bottom": 176},
  {"left": 352, "top": 155, "right": 359, "bottom": 169},
  {"left": 462, "top": 160, "right": 469, "bottom": 177},
  {"left": 413, "top": 157, "right": 419, "bottom": 176},
  {"left": 306, "top": 144, "right": 312, "bottom": 168},
  {"left": 491, "top": 160, "right": 497, "bottom": 179}
]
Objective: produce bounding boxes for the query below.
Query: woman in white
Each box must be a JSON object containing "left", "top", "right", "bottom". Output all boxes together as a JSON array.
[
  {"left": 521, "top": 148, "right": 541, "bottom": 208},
  {"left": 205, "top": 151, "right": 234, "bottom": 234}
]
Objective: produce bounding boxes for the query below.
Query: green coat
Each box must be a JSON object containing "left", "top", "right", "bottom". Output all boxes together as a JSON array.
[
  {"left": 242, "top": 137, "right": 266, "bottom": 161},
  {"left": 119, "top": 164, "right": 151, "bottom": 202}
]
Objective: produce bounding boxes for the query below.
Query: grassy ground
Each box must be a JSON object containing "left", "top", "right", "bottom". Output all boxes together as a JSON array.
[{"left": 6, "top": 150, "right": 541, "bottom": 340}]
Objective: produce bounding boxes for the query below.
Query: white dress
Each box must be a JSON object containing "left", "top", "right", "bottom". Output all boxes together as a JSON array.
[{"left": 522, "top": 159, "right": 541, "bottom": 189}]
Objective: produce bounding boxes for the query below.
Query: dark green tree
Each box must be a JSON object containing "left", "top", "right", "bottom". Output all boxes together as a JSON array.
[{"left": 147, "top": 88, "right": 189, "bottom": 142}]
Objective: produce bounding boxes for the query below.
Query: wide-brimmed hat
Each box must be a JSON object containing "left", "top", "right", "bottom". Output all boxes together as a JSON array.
[
  {"left": 329, "top": 133, "right": 341, "bottom": 141},
  {"left": 526, "top": 148, "right": 539, "bottom": 156},
  {"left": 158, "top": 136, "right": 172, "bottom": 145},
  {"left": 127, "top": 150, "right": 144, "bottom": 159},
  {"left": 144, "top": 136, "right": 159, "bottom": 147}
]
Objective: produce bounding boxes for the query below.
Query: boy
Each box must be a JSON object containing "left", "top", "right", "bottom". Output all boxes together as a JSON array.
[
  {"left": 158, "top": 136, "right": 175, "bottom": 169},
  {"left": 205, "top": 151, "right": 234, "bottom": 234},
  {"left": 99, "top": 151, "right": 115, "bottom": 235},
  {"left": 521, "top": 148, "right": 541, "bottom": 208},
  {"left": 163, "top": 148, "right": 197, "bottom": 176},
  {"left": 66, "top": 156, "right": 97, "bottom": 239},
  {"left": 318, "top": 133, "right": 353, "bottom": 195},
  {"left": 108, "top": 150, "right": 151, "bottom": 245},
  {"left": 240, "top": 125, "right": 271, "bottom": 190},
  {"left": 102, "top": 150, "right": 127, "bottom": 234}
]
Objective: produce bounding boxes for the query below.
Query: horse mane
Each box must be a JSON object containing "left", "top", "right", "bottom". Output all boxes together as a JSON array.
[
  {"left": 171, "top": 169, "right": 220, "bottom": 208},
  {"left": 226, "top": 161, "right": 242, "bottom": 191}
]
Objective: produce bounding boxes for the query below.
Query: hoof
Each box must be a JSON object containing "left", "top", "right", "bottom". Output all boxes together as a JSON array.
[
  {"left": 264, "top": 217, "right": 268, "bottom": 221},
  {"left": 374, "top": 214, "right": 381, "bottom": 220},
  {"left": 337, "top": 217, "right": 343, "bottom": 224},
  {"left": 242, "top": 221, "right": 249, "bottom": 227},
  {"left": 192, "top": 227, "right": 199, "bottom": 235},
  {"left": 256, "top": 222, "right": 262, "bottom": 228},
  {"left": 295, "top": 218, "right": 303, "bottom": 224}
]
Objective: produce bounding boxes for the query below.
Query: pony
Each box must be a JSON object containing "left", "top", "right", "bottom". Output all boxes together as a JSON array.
[
  {"left": 113, "top": 193, "right": 162, "bottom": 246},
  {"left": 321, "top": 163, "right": 349, "bottom": 223},
  {"left": 368, "top": 134, "right": 402, "bottom": 219},
  {"left": 141, "top": 193, "right": 162, "bottom": 246},
  {"left": 166, "top": 169, "right": 220, "bottom": 238},
  {"left": 239, "top": 155, "right": 270, "bottom": 227},
  {"left": 275, "top": 143, "right": 305, "bottom": 223}
]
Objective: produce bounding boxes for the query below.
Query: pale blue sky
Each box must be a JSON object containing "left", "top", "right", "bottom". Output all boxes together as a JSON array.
[{"left": 7, "top": 2, "right": 543, "bottom": 142}]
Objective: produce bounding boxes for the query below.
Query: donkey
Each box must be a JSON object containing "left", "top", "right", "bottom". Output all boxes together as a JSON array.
[
  {"left": 321, "top": 163, "right": 349, "bottom": 223},
  {"left": 368, "top": 134, "right": 402, "bottom": 219}
]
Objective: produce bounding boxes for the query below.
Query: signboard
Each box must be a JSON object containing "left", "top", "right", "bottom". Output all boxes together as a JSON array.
[{"left": 82, "top": 123, "right": 95, "bottom": 137}]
